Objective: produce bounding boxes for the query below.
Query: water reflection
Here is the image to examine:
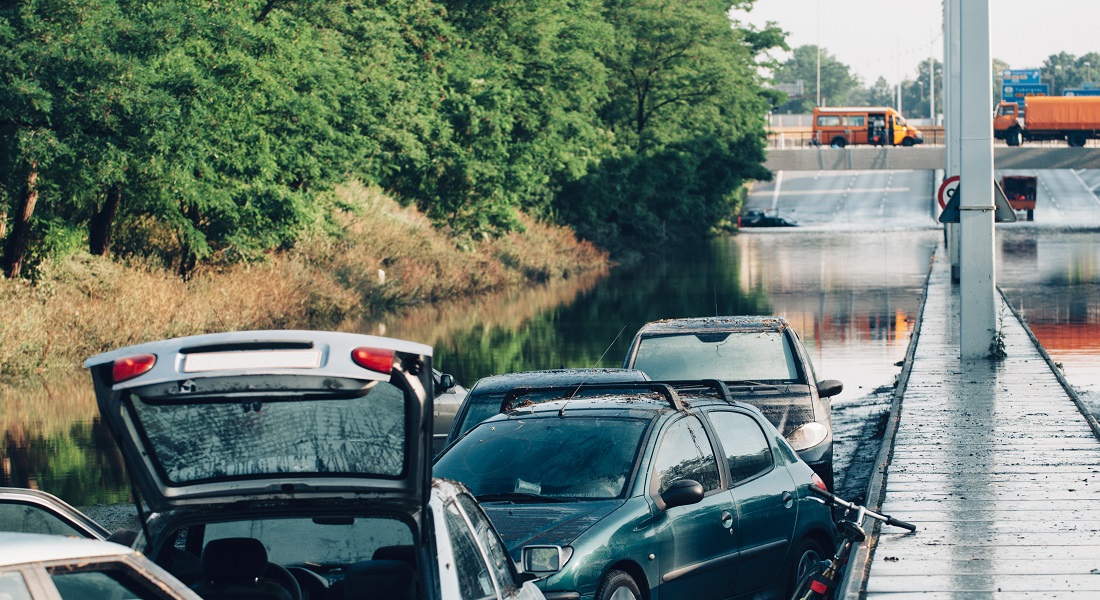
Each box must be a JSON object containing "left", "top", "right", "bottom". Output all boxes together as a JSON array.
[
  {"left": 2, "top": 229, "right": 943, "bottom": 505},
  {"left": 997, "top": 228, "right": 1100, "bottom": 406}
]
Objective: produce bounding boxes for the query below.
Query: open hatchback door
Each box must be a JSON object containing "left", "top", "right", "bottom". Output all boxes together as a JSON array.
[{"left": 83, "top": 330, "right": 434, "bottom": 514}]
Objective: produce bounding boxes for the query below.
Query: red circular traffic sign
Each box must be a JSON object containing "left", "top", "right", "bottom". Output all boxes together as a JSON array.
[{"left": 938, "top": 175, "right": 960, "bottom": 209}]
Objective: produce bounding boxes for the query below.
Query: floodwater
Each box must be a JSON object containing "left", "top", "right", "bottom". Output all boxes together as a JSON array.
[
  {"left": 5, "top": 219, "right": 1100, "bottom": 510},
  {"left": 1, "top": 229, "right": 942, "bottom": 506}
]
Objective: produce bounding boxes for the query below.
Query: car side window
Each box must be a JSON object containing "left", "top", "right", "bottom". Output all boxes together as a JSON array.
[
  {"left": 49, "top": 564, "right": 175, "bottom": 599},
  {"left": 0, "top": 503, "right": 90, "bottom": 538},
  {"left": 708, "top": 412, "right": 774, "bottom": 485},
  {"left": 443, "top": 499, "right": 498, "bottom": 599},
  {"left": 0, "top": 571, "right": 33, "bottom": 600},
  {"left": 652, "top": 416, "right": 720, "bottom": 495},
  {"left": 456, "top": 493, "right": 517, "bottom": 592}
]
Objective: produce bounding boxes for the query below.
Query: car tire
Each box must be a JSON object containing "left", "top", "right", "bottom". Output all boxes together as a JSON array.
[
  {"left": 901, "top": 137, "right": 914, "bottom": 147},
  {"left": 787, "top": 538, "right": 828, "bottom": 598},
  {"left": 1068, "top": 132, "right": 1087, "bottom": 147},
  {"left": 830, "top": 137, "right": 847, "bottom": 148},
  {"left": 595, "top": 569, "right": 642, "bottom": 600}
]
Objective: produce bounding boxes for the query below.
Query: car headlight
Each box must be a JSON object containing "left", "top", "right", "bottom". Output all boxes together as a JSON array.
[
  {"left": 786, "top": 422, "right": 829, "bottom": 451},
  {"left": 521, "top": 546, "right": 574, "bottom": 574}
]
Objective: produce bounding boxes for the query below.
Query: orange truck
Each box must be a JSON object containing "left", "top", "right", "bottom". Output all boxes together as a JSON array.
[
  {"left": 994, "top": 96, "right": 1100, "bottom": 147},
  {"left": 811, "top": 106, "right": 924, "bottom": 147},
  {"left": 1000, "top": 175, "right": 1037, "bottom": 221}
]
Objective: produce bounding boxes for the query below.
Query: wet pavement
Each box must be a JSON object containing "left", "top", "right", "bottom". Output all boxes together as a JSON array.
[{"left": 847, "top": 241, "right": 1100, "bottom": 598}]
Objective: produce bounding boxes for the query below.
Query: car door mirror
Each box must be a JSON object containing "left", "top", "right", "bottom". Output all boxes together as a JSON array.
[
  {"left": 661, "top": 479, "right": 704, "bottom": 509},
  {"left": 817, "top": 379, "right": 843, "bottom": 398},
  {"left": 438, "top": 373, "right": 455, "bottom": 392}
]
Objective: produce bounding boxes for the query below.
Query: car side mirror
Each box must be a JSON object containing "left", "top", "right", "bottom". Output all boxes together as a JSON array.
[
  {"left": 661, "top": 479, "right": 704, "bottom": 510},
  {"left": 817, "top": 379, "right": 843, "bottom": 398},
  {"left": 439, "top": 373, "right": 455, "bottom": 391}
]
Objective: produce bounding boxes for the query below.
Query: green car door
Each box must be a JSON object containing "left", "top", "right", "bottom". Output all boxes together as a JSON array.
[
  {"left": 707, "top": 410, "right": 799, "bottom": 595},
  {"left": 651, "top": 414, "right": 741, "bottom": 599}
]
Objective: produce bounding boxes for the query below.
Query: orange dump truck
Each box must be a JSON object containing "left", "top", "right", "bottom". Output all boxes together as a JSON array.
[{"left": 994, "top": 96, "right": 1100, "bottom": 147}]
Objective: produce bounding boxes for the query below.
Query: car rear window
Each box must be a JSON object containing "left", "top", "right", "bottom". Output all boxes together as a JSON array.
[
  {"left": 630, "top": 332, "right": 802, "bottom": 383},
  {"left": 435, "top": 416, "right": 648, "bottom": 500},
  {"left": 127, "top": 380, "right": 409, "bottom": 483}
]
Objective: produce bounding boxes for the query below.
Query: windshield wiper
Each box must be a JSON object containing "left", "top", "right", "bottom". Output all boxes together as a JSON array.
[
  {"left": 725, "top": 380, "right": 780, "bottom": 389},
  {"left": 475, "top": 492, "right": 568, "bottom": 504}
]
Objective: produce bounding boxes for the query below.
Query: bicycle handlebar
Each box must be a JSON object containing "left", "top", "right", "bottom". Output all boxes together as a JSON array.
[{"left": 809, "top": 486, "right": 917, "bottom": 532}]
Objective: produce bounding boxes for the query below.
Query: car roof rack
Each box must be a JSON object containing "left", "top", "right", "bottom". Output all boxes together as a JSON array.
[
  {"left": 498, "top": 379, "right": 734, "bottom": 414},
  {"left": 500, "top": 382, "right": 686, "bottom": 413}
]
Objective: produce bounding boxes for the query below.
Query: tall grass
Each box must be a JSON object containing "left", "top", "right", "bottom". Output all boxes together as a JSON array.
[{"left": 0, "top": 183, "right": 609, "bottom": 379}]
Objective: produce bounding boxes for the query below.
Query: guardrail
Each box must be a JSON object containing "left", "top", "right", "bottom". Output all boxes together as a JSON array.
[{"left": 766, "top": 130, "right": 1099, "bottom": 149}]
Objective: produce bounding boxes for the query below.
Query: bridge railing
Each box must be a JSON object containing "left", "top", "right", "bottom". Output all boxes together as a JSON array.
[{"left": 765, "top": 129, "right": 1098, "bottom": 149}]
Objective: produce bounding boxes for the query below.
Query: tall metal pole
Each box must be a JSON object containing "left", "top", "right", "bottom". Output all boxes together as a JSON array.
[
  {"left": 958, "top": 0, "right": 997, "bottom": 359},
  {"left": 946, "top": 0, "right": 962, "bottom": 281},
  {"left": 816, "top": 0, "right": 821, "bottom": 107},
  {"left": 929, "top": 55, "right": 935, "bottom": 122}
]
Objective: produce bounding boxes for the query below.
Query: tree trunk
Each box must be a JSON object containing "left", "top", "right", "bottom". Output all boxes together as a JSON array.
[
  {"left": 89, "top": 184, "right": 122, "bottom": 256},
  {"left": 2, "top": 163, "right": 40, "bottom": 278}
]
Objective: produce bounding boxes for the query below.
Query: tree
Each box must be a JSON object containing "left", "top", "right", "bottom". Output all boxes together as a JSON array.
[{"left": 772, "top": 45, "right": 861, "bottom": 113}]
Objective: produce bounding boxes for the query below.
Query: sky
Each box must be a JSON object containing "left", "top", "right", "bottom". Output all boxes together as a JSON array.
[{"left": 736, "top": 1, "right": 1100, "bottom": 85}]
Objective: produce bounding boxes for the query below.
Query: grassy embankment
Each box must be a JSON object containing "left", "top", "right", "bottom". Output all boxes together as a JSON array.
[{"left": 0, "top": 183, "right": 609, "bottom": 380}]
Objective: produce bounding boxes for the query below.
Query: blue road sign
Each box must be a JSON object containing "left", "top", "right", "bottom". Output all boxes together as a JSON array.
[
  {"left": 1003, "top": 83, "right": 1049, "bottom": 106},
  {"left": 1001, "top": 69, "right": 1041, "bottom": 85},
  {"left": 1064, "top": 88, "right": 1100, "bottom": 97}
]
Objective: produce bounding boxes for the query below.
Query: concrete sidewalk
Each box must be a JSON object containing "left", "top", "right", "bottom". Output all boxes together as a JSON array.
[{"left": 847, "top": 243, "right": 1100, "bottom": 598}]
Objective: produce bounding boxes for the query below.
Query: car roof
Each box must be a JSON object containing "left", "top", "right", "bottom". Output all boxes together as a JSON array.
[
  {"left": 0, "top": 533, "right": 134, "bottom": 566},
  {"left": 485, "top": 381, "right": 759, "bottom": 420},
  {"left": 633, "top": 316, "right": 791, "bottom": 336},
  {"left": 469, "top": 368, "right": 650, "bottom": 394}
]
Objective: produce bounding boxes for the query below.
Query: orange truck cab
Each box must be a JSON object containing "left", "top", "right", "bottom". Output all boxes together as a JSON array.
[{"left": 812, "top": 106, "right": 924, "bottom": 147}]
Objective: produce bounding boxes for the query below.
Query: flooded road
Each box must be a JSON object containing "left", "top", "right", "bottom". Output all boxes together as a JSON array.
[{"left": 4, "top": 168, "right": 1099, "bottom": 511}]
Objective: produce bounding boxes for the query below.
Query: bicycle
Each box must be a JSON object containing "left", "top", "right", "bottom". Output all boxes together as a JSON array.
[{"left": 790, "top": 486, "right": 917, "bottom": 600}]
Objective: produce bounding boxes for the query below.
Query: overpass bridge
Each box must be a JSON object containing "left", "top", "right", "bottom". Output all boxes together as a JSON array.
[{"left": 765, "top": 146, "right": 1100, "bottom": 172}]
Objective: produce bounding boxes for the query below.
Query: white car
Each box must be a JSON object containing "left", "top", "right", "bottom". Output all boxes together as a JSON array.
[
  {"left": 0, "top": 532, "right": 202, "bottom": 599},
  {"left": 1, "top": 330, "right": 542, "bottom": 600}
]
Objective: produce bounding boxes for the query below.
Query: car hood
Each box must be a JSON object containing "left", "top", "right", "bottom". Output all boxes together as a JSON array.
[
  {"left": 480, "top": 500, "right": 621, "bottom": 554},
  {"left": 83, "top": 330, "right": 434, "bottom": 513}
]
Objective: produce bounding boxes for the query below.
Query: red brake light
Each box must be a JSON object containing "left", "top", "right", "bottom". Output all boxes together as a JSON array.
[
  {"left": 811, "top": 473, "right": 829, "bottom": 492},
  {"left": 112, "top": 354, "right": 157, "bottom": 383},
  {"left": 351, "top": 347, "right": 395, "bottom": 374}
]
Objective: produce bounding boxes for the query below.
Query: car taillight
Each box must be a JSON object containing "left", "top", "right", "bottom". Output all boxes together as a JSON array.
[
  {"left": 811, "top": 473, "right": 828, "bottom": 492},
  {"left": 351, "top": 347, "right": 395, "bottom": 374},
  {"left": 112, "top": 354, "right": 157, "bottom": 383}
]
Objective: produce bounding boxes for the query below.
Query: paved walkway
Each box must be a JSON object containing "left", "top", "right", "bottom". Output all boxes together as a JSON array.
[{"left": 851, "top": 244, "right": 1100, "bottom": 598}]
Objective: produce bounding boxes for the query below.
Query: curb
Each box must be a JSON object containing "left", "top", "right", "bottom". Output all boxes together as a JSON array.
[{"left": 837, "top": 244, "right": 938, "bottom": 599}]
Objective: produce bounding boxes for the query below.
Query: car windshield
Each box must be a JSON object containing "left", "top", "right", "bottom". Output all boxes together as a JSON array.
[
  {"left": 201, "top": 516, "right": 413, "bottom": 568},
  {"left": 630, "top": 331, "right": 802, "bottom": 383},
  {"left": 127, "top": 380, "right": 409, "bottom": 484},
  {"left": 435, "top": 416, "right": 648, "bottom": 500}
]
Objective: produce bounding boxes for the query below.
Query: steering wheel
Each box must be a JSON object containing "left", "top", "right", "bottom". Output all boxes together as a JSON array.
[{"left": 263, "top": 562, "right": 303, "bottom": 600}]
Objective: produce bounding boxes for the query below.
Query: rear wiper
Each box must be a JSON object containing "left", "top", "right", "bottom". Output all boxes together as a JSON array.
[{"left": 475, "top": 492, "right": 567, "bottom": 504}]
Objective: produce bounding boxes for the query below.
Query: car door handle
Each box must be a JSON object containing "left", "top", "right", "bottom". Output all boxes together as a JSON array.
[
  {"left": 782, "top": 492, "right": 794, "bottom": 508},
  {"left": 721, "top": 510, "right": 734, "bottom": 530}
]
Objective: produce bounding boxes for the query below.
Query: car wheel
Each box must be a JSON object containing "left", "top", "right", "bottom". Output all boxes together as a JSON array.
[
  {"left": 788, "top": 538, "right": 828, "bottom": 597},
  {"left": 901, "top": 137, "right": 914, "bottom": 147},
  {"left": 830, "top": 137, "right": 847, "bottom": 148},
  {"left": 1068, "top": 132, "right": 1087, "bottom": 147},
  {"left": 596, "top": 569, "right": 642, "bottom": 600}
]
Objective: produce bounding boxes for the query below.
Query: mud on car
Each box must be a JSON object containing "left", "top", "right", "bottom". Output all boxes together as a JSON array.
[
  {"left": 622, "top": 316, "right": 842, "bottom": 491},
  {"left": 435, "top": 381, "right": 837, "bottom": 600}
]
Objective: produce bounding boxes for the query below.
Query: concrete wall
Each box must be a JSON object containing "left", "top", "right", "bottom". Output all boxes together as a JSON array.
[{"left": 764, "top": 146, "right": 1100, "bottom": 171}]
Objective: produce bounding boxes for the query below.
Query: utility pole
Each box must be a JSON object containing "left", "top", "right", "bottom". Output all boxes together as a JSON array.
[
  {"left": 957, "top": 0, "right": 997, "bottom": 360},
  {"left": 816, "top": 0, "right": 821, "bottom": 107}
]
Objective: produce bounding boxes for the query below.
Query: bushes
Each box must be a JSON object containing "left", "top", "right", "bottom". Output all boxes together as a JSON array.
[{"left": 0, "top": 184, "right": 608, "bottom": 379}]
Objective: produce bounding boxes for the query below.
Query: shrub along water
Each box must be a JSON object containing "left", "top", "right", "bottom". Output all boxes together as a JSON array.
[{"left": 0, "top": 184, "right": 608, "bottom": 379}]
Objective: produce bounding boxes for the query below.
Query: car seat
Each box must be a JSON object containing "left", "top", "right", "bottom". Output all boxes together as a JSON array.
[{"left": 190, "top": 537, "right": 295, "bottom": 600}]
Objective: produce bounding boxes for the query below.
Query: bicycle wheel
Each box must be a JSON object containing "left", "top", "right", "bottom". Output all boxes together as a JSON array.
[{"left": 790, "top": 561, "right": 832, "bottom": 600}]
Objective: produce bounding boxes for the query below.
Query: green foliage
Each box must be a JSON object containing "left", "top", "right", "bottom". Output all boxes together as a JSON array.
[
  {"left": 0, "top": 0, "right": 782, "bottom": 271},
  {"left": 773, "top": 45, "right": 861, "bottom": 113}
]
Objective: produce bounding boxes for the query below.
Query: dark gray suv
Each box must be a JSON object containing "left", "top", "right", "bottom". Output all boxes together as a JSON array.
[{"left": 622, "top": 316, "right": 842, "bottom": 490}]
